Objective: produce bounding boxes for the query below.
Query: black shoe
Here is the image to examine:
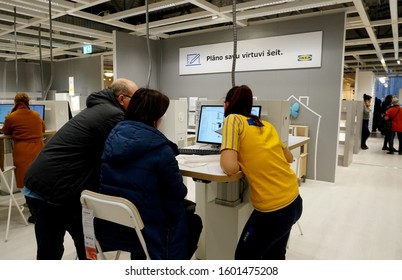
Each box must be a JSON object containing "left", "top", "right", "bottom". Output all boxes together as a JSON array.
[
  {"left": 399, "top": 152, "right": 402, "bottom": 155},
  {"left": 386, "top": 151, "right": 394, "bottom": 155},
  {"left": 27, "top": 216, "right": 36, "bottom": 224},
  {"left": 361, "top": 146, "right": 368, "bottom": 150},
  {"left": 391, "top": 148, "right": 398, "bottom": 152},
  {"left": 382, "top": 146, "right": 389, "bottom": 151}
]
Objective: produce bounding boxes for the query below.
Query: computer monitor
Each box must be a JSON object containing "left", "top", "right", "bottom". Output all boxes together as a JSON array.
[
  {"left": 196, "top": 105, "right": 262, "bottom": 145},
  {"left": 0, "top": 104, "right": 14, "bottom": 124},
  {"left": 197, "top": 105, "right": 224, "bottom": 145},
  {"left": 30, "top": 104, "right": 45, "bottom": 120},
  {"left": 251, "top": 105, "right": 262, "bottom": 118}
]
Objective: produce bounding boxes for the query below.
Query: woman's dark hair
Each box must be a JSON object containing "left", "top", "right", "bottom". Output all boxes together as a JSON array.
[
  {"left": 383, "top": 94, "right": 393, "bottom": 106},
  {"left": 125, "top": 88, "right": 170, "bottom": 128},
  {"left": 224, "top": 85, "right": 262, "bottom": 125},
  {"left": 363, "top": 94, "right": 372, "bottom": 101}
]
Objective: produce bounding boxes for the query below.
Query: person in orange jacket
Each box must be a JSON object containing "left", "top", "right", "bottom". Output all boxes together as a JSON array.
[{"left": 3, "top": 93, "right": 46, "bottom": 223}]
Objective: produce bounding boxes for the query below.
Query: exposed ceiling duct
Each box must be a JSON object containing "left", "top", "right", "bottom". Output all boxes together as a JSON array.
[{"left": 0, "top": 0, "right": 400, "bottom": 78}]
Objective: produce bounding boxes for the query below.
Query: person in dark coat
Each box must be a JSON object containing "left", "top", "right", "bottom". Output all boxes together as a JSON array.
[
  {"left": 361, "top": 94, "right": 372, "bottom": 150},
  {"left": 99, "top": 88, "right": 202, "bottom": 260},
  {"left": 23, "top": 78, "right": 138, "bottom": 260},
  {"left": 372, "top": 97, "right": 382, "bottom": 132}
]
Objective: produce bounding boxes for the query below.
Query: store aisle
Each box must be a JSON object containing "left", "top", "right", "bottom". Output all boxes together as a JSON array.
[
  {"left": 287, "top": 133, "right": 402, "bottom": 259},
  {"left": 0, "top": 134, "right": 401, "bottom": 260}
]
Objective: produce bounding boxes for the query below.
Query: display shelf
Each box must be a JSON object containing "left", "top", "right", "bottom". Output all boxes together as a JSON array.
[
  {"left": 289, "top": 125, "right": 308, "bottom": 182},
  {"left": 338, "top": 101, "right": 363, "bottom": 167}
]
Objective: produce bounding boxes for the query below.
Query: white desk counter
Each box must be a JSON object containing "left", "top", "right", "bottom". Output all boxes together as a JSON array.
[
  {"left": 177, "top": 154, "right": 243, "bottom": 183},
  {"left": 178, "top": 135, "right": 310, "bottom": 260},
  {"left": 288, "top": 135, "right": 309, "bottom": 150}
]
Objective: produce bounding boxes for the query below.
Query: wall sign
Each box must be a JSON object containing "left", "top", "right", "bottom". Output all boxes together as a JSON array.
[
  {"left": 179, "top": 31, "right": 322, "bottom": 75},
  {"left": 68, "top": 76, "right": 74, "bottom": 96},
  {"left": 83, "top": 44, "right": 92, "bottom": 54}
]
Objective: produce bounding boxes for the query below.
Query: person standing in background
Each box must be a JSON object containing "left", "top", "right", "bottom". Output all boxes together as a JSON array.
[
  {"left": 361, "top": 93, "right": 372, "bottom": 150},
  {"left": 380, "top": 94, "right": 394, "bottom": 151},
  {"left": 23, "top": 78, "right": 138, "bottom": 260},
  {"left": 2, "top": 93, "right": 45, "bottom": 223},
  {"left": 372, "top": 97, "right": 382, "bottom": 132},
  {"left": 385, "top": 98, "right": 402, "bottom": 155}
]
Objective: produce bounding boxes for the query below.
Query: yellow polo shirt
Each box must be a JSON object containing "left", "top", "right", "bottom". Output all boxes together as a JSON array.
[{"left": 221, "top": 114, "right": 299, "bottom": 212}]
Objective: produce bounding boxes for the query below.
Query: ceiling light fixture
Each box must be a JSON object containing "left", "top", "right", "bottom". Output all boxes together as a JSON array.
[
  {"left": 212, "top": 15, "right": 219, "bottom": 20},
  {"left": 397, "top": 60, "right": 401, "bottom": 65},
  {"left": 104, "top": 72, "right": 113, "bottom": 77}
]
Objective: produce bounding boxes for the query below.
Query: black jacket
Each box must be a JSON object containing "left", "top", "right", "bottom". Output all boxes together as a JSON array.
[{"left": 24, "top": 89, "right": 124, "bottom": 204}]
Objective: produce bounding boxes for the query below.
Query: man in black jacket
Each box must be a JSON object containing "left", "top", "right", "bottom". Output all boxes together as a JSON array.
[{"left": 23, "top": 78, "right": 138, "bottom": 260}]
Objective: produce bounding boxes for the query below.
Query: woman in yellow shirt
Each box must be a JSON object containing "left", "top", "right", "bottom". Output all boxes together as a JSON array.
[{"left": 220, "top": 85, "right": 302, "bottom": 260}]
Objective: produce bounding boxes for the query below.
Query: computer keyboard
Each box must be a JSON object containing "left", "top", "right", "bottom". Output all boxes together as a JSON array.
[{"left": 178, "top": 147, "right": 221, "bottom": 155}]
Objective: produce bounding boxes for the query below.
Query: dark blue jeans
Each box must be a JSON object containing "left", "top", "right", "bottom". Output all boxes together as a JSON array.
[
  {"left": 361, "top": 119, "right": 370, "bottom": 147},
  {"left": 235, "top": 195, "right": 303, "bottom": 260},
  {"left": 389, "top": 131, "right": 402, "bottom": 153},
  {"left": 25, "top": 196, "right": 87, "bottom": 260}
]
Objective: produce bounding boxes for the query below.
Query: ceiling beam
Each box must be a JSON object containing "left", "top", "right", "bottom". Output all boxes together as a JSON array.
[
  {"left": 352, "top": 0, "right": 388, "bottom": 73},
  {"left": 389, "top": 0, "right": 399, "bottom": 60}
]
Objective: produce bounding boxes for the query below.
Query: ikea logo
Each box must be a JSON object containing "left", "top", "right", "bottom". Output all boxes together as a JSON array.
[{"left": 298, "top": 54, "right": 312, "bottom": 61}]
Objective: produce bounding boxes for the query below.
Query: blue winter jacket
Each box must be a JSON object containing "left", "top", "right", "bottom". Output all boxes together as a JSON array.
[{"left": 99, "top": 120, "right": 188, "bottom": 259}]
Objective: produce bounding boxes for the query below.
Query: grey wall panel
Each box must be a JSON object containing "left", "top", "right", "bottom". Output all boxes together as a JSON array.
[
  {"left": 159, "top": 13, "right": 346, "bottom": 183},
  {"left": 52, "top": 56, "right": 103, "bottom": 96},
  {"left": 114, "top": 31, "right": 160, "bottom": 89},
  {"left": 0, "top": 61, "right": 46, "bottom": 100}
]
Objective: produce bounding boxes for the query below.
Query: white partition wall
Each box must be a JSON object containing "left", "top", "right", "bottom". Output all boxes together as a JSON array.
[
  {"left": 31, "top": 100, "right": 70, "bottom": 131},
  {"left": 255, "top": 100, "right": 290, "bottom": 147},
  {"left": 355, "top": 70, "right": 375, "bottom": 100},
  {"left": 158, "top": 99, "right": 188, "bottom": 148}
]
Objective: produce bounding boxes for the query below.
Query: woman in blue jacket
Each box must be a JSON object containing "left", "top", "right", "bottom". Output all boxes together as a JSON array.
[{"left": 99, "top": 88, "right": 201, "bottom": 260}]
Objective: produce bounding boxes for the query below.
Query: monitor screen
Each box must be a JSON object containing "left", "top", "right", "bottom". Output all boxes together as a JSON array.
[
  {"left": 197, "top": 105, "right": 224, "bottom": 145},
  {"left": 251, "top": 105, "right": 261, "bottom": 118},
  {"left": 0, "top": 104, "right": 14, "bottom": 124},
  {"left": 30, "top": 104, "right": 45, "bottom": 120},
  {"left": 196, "top": 105, "right": 262, "bottom": 145}
]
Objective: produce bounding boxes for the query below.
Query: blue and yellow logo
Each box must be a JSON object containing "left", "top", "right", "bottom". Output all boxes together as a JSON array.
[{"left": 298, "top": 54, "right": 312, "bottom": 61}]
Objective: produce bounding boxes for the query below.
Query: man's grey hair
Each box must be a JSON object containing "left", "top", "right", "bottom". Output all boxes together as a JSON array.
[{"left": 110, "top": 78, "right": 134, "bottom": 97}]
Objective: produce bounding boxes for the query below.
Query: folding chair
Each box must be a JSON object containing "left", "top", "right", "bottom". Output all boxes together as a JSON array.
[
  {"left": 80, "top": 190, "right": 151, "bottom": 260},
  {"left": 0, "top": 166, "right": 28, "bottom": 242}
]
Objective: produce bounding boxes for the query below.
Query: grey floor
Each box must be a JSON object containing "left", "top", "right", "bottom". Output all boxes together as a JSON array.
[{"left": 0, "top": 133, "right": 401, "bottom": 260}]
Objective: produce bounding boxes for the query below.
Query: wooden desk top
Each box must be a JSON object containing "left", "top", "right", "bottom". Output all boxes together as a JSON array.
[
  {"left": 178, "top": 135, "right": 310, "bottom": 182},
  {"left": 178, "top": 155, "right": 243, "bottom": 183}
]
